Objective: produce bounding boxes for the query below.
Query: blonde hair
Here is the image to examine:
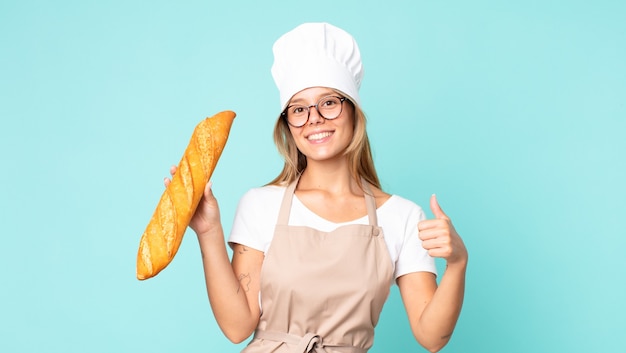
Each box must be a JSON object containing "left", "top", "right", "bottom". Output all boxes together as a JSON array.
[{"left": 267, "top": 92, "right": 381, "bottom": 190}]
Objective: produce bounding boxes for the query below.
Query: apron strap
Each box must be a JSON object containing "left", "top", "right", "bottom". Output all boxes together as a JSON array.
[
  {"left": 254, "top": 329, "right": 368, "bottom": 353},
  {"left": 360, "top": 177, "right": 378, "bottom": 227},
  {"left": 277, "top": 176, "right": 300, "bottom": 226}
]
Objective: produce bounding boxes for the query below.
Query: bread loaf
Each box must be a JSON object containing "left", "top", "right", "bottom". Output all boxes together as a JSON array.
[{"left": 136, "top": 110, "right": 236, "bottom": 280}]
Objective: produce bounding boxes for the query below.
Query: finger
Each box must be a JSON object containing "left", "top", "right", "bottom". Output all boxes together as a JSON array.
[
  {"left": 418, "top": 226, "right": 449, "bottom": 241},
  {"left": 422, "top": 234, "right": 453, "bottom": 252},
  {"left": 169, "top": 165, "right": 177, "bottom": 176},
  {"left": 417, "top": 219, "right": 438, "bottom": 232},
  {"left": 427, "top": 247, "right": 452, "bottom": 259},
  {"left": 417, "top": 225, "right": 435, "bottom": 240},
  {"left": 203, "top": 181, "right": 214, "bottom": 198},
  {"left": 417, "top": 218, "right": 449, "bottom": 232},
  {"left": 420, "top": 238, "right": 439, "bottom": 250},
  {"left": 164, "top": 177, "right": 171, "bottom": 187},
  {"left": 421, "top": 238, "right": 450, "bottom": 258},
  {"left": 430, "top": 194, "right": 449, "bottom": 220}
]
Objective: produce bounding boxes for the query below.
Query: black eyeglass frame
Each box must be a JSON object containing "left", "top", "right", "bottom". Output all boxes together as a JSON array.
[{"left": 281, "top": 96, "right": 347, "bottom": 128}]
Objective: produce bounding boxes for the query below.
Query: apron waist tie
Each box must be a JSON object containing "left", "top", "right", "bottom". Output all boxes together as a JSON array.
[{"left": 253, "top": 329, "right": 367, "bottom": 353}]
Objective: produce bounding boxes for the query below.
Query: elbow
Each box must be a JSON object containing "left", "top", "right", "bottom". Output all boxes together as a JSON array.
[
  {"left": 220, "top": 321, "right": 256, "bottom": 344},
  {"left": 426, "top": 344, "right": 445, "bottom": 353},
  {"left": 415, "top": 331, "right": 451, "bottom": 353},
  {"left": 224, "top": 332, "right": 250, "bottom": 344},
  {"left": 421, "top": 341, "right": 448, "bottom": 353},
  {"left": 223, "top": 329, "right": 254, "bottom": 344},
  {"left": 226, "top": 334, "right": 249, "bottom": 345},
  {"left": 214, "top": 307, "right": 260, "bottom": 344}
]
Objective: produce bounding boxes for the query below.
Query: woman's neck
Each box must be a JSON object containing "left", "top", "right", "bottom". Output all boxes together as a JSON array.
[{"left": 298, "top": 160, "right": 360, "bottom": 195}]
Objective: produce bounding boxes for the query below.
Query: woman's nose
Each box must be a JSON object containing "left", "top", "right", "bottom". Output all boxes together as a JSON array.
[{"left": 307, "top": 105, "right": 324, "bottom": 125}]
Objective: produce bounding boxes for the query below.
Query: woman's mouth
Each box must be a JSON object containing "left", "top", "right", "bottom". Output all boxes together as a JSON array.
[{"left": 307, "top": 131, "right": 333, "bottom": 142}]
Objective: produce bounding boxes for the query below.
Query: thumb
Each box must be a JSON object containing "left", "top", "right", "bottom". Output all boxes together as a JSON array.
[
  {"left": 203, "top": 181, "right": 214, "bottom": 198},
  {"left": 430, "top": 194, "right": 448, "bottom": 219}
]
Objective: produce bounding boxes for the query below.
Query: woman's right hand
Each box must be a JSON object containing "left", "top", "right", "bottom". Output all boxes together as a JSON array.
[{"left": 165, "top": 165, "right": 222, "bottom": 236}]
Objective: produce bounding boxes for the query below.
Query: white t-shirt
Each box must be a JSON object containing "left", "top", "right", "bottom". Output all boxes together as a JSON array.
[{"left": 228, "top": 185, "right": 437, "bottom": 281}]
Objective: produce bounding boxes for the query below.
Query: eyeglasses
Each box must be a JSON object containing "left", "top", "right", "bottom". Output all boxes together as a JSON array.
[{"left": 282, "top": 96, "right": 347, "bottom": 127}]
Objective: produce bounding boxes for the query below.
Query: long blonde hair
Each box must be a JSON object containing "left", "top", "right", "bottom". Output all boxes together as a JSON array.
[{"left": 267, "top": 92, "right": 381, "bottom": 190}]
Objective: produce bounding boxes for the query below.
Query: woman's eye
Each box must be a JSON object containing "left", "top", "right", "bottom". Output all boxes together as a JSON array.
[{"left": 292, "top": 107, "right": 305, "bottom": 114}]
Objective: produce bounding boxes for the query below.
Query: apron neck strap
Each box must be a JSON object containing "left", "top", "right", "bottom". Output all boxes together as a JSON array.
[
  {"left": 361, "top": 179, "right": 378, "bottom": 226},
  {"left": 277, "top": 176, "right": 299, "bottom": 225}
]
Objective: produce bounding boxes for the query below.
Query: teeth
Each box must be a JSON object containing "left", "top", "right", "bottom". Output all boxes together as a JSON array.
[{"left": 308, "top": 132, "right": 332, "bottom": 140}]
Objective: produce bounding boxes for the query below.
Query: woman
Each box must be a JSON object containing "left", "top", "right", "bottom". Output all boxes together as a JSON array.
[{"left": 168, "top": 22, "right": 468, "bottom": 353}]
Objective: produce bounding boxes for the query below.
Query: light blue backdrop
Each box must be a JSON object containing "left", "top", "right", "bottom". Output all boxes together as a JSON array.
[{"left": 1, "top": 1, "right": 624, "bottom": 352}]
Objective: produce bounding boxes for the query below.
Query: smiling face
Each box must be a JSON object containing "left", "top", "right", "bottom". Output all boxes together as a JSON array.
[{"left": 286, "top": 87, "right": 355, "bottom": 163}]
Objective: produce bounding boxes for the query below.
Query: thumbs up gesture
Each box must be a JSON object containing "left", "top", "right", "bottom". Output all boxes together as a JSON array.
[{"left": 417, "top": 195, "right": 468, "bottom": 266}]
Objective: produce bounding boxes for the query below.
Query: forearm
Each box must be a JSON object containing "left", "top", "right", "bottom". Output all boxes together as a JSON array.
[
  {"left": 417, "top": 262, "right": 467, "bottom": 351},
  {"left": 197, "top": 227, "right": 259, "bottom": 343}
]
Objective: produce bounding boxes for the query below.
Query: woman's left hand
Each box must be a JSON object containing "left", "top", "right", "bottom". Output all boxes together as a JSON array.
[{"left": 417, "top": 195, "right": 468, "bottom": 266}]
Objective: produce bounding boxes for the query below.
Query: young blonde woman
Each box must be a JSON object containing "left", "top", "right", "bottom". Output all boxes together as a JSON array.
[{"left": 167, "top": 22, "right": 468, "bottom": 353}]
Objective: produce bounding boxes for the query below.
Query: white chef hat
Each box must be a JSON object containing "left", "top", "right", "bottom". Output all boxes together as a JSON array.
[{"left": 271, "top": 22, "right": 364, "bottom": 111}]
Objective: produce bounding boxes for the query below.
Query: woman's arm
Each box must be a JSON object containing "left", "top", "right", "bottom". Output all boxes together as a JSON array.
[
  {"left": 166, "top": 167, "right": 263, "bottom": 343},
  {"left": 398, "top": 194, "right": 468, "bottom": 352},
  {"left": 196, "top": 226, "right": 263, "bottom": 343},
  {"left": 397, "top": 263, "right": 466, "bottom": 352}
]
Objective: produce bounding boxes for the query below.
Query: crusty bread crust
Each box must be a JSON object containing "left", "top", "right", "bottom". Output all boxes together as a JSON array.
[{"left": 136, "top": 110, "right": 236, "bottom": 280}]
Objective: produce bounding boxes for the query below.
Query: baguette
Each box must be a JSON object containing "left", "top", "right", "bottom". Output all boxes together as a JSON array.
[{"left": 136, "top": 110, "right": 236, "bottom": 280}]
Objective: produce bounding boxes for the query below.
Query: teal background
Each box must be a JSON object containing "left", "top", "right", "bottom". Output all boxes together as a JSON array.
[{"left": 1, "top": 0, "right": 625, "bottom": 352}]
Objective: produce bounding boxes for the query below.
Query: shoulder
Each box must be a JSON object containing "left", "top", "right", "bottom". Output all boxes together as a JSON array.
[
  {"left": 230, "top": 185, "right": 287, "bottom": 252},
  {"left": 379, "top": 194, "right": 426, "bottom": 221},
  {"left": 366, "top": 184, "right": 393, "bottom": 209},
  {"left": 378, "top": 194, "right": 436, "bottom": 278},
  {"left": 238, "top": 184, "right": 286, "bottom": 207},
  {"left": 234, "top": 184, "right": 287, "bottom": 226}
]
